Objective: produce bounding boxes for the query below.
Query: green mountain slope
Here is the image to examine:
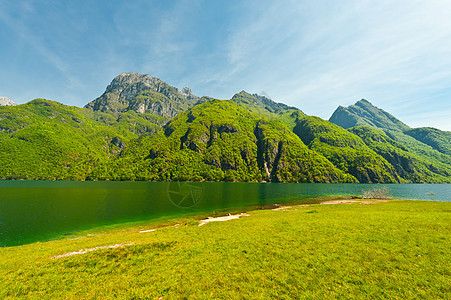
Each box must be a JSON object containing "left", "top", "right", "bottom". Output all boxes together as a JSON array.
[
  {"left": 349, "top": 126, "right": 451, "bottom": 183},
  {"left": 203, "top": 94, "right": 402, "bottom": 183},
  {"left": 329, "top": 99, "right": 451, "bottom": 180},
  {"left": 89, "top": 100, "right": 355, "bottom": 183},
  {"left": 230, "top": 91, "right": 299, "bottom": 118},
  {"left": 1, "top": 73, "right": 450, "bottom": 183},
  {"left": 222, "top": 99, "right": 448, "bottom": 183},
  {"left": 290, "top": 115, "right": 400, "bottom": 183},
  {"left": 404, "top": 127, "right": 451, "bottom": 155},
  {"left": 0, "top": 99, "right": 135, "bottom": 180}
]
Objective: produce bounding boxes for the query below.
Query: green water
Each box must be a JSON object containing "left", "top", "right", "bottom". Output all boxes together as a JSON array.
[{"left": 0, "top": 181, "right": 449, "bottom": 247}]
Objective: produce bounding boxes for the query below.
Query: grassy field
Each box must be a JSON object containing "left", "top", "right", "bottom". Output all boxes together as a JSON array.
[{"left": 0, "top": 200, "right": 449, "bottom": 299}]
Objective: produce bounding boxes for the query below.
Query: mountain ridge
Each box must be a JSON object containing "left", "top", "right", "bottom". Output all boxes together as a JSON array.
[
  {"left": 84, "top": 72, "right": 205, "bottom": 118},
  {"left": 1, "top": 72, "right": 450, "bottom": 183},
  {"left": 329, "top": 99, "right": 411, "bottom": 132},
  {"left": 329, "top": 99, "right": 451, "bottom": 156}
]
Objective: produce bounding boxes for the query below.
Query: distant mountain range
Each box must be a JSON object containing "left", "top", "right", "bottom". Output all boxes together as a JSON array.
[
  {"left": 0, "top": 97, "right": 16, "bottom": 106},
  {"left": 1, "top": 72, "right": 450, "bottom": 182}
]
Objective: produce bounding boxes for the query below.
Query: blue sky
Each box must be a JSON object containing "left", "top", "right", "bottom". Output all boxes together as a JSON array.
[{"left": 1, "top": 0, "right": 450, "bottom": 130}]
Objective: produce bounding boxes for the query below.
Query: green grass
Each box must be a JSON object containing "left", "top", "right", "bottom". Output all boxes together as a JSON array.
[{"left": 0, "top": 200, "right": 449, "bottom": 299}]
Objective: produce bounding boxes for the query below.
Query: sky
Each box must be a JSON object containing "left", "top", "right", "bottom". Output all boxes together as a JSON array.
[{"left": 1, "top": 0, "right": 451, "bottom": 131}]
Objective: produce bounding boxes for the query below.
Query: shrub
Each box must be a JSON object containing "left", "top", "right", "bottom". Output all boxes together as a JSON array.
[{"left": 362, "top": 186, "right": 391, "bottom": 199}]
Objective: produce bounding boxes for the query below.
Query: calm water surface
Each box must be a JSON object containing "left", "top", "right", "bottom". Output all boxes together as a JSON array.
[{"left": 0, "top": 181, "right": 449, "bottom": 247}]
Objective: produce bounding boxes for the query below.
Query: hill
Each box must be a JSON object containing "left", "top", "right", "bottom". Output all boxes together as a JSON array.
[
  {"left": 404, "top": 127, "right": 451, "bottom": 156},
  {"left": 230, "top": 91, "right": 299, "bottom": 118},
  {"left": 88, "top": 100, "right": 354, "bottom": 183},
  {"left": 329, "top": 99, "right": 451, "bottom": 182},
  {"left": 0, "top": 99, "right": 131, "bottom": 180},
  {"left": 291, "top": 115, "right": 400, "bottom": 183},
  {"left": 1, "top": 72, "right": 450, "bottom": 183}
]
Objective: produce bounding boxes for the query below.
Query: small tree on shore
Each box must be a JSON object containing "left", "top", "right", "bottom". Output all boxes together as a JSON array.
[{"left": 362, "top": 186, "right": 391, "bottom": 199}]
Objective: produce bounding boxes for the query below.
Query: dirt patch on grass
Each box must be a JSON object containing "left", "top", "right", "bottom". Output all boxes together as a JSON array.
[
  {"left": 320, "top": 199, "right": 388, "bottom": 205},
  {"left": 52, "top": 243, "right": 134, "bottom": 259},
  {"left": 139, "top": 229, "right": 156, "bottom": 233},
  {"left": 272, "top": 206, "right": 293, "bottom": 211},
  {"left": 270, "top": 199, "right": 389, "bottom": 211},
  {"left": 198, "top": 213, "right": 250, "bottom": 226}
]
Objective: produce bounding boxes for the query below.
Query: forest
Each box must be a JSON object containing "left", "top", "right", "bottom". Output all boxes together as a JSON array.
[{"left": 1, "top": 73, "right": 450, "bottom": 183}]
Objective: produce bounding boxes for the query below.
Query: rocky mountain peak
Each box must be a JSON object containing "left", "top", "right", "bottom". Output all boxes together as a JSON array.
[
  {"left": 105, "top": 72, "right": 163, "bottom": 94},
  {"left": 0, "top": 97, "right": 17, "bottom": 106},
  {"left": 181, "top": 87, "right": 192, "bottom": 95},
  {"left": 329, "top": 99, "right": 410, "bottom": 131},
  {"left": 357, "top": 98, "right": 371, "bottom": 104},
  {"left": 85, "top": 72, "right": 203, "bottom": 117}
]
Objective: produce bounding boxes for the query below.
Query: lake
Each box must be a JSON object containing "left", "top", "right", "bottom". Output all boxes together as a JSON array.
[{"left": 0, "top": 181, "right": 449, "bottom": 247}]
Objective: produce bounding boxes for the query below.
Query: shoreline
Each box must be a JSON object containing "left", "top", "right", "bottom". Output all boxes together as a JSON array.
[
  {"left": 0, "top": 197, "right": 443, "bottom": 249},
  {"left": 51, "top": 198, "right": 392, "bottom": 259},
  {"left": 48, "top": 198, "right": 398, "bottom": 249}
]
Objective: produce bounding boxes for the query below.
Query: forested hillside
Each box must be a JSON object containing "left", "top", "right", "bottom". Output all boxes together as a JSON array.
[
  {"left": 329, "top": 99, "right": 451, "bottom": 182},
  {"left": 88, "top": 100, "right": 354, "bottom": 182},
  {"left": 1, "top": 73, "right": 450, "bottom": 183}
]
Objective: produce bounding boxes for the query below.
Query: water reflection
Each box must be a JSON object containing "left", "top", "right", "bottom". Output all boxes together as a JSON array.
[{"left": 0, "top": 181, "right": 449, "bottom": 247}]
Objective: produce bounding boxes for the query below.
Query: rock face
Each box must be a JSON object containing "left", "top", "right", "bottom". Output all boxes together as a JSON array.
[
  {"left": 329, "top": 99, "right": 410, "bottom": 132},
  {"left": 231, "top": 91, "right": 298, "bottom": 114},
  {"left": 0, "top": 97, "right": 16, "bottom": 106},
  {"left": 85, "top": 72, "right": 205, "bottom": 117}
]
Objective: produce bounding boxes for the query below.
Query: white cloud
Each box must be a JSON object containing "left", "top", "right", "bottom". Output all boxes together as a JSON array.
[
  {"left": 199, "top": 0, "right": 451, "bottom": 130},
  {"left": 1, "top": 0, "right": 450, "bottom": 130}
]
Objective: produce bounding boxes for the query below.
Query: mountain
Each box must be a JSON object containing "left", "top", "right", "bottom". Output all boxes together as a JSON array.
[
  {"left": 329, "top": 99, "right": 410, "bottom": 132},
  {"left": 404, "top": 127, "right": 451, "bottom": 156},
  {"left": 88, "top": 100, "right": 354, "bottom": 183},
  {"left": 1, "top": 72, "right": 450, "bottom": 183},
  {"left": 0, "top": 97, "right": 16, "bottom": 106},
  {"left": 329, "top": 99, "right": 451, "bottom": 155},
  {"left": 329, "top": 99, "right": 451, "bottom": 182},
  {"left": 349, "top": 126, "right": 451, "bottom": 182},
  {"left": 291, "top": 115, "right": 401, "bottom": 183},
  {"left": 85, "top": 72, "right": 206, "bottom": 119},
  {"left": 230, "top": 91, "right": 298, "bottom": 117},
  {"left": 0, "top": 99, "right": 136, "bottom": 180}
]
